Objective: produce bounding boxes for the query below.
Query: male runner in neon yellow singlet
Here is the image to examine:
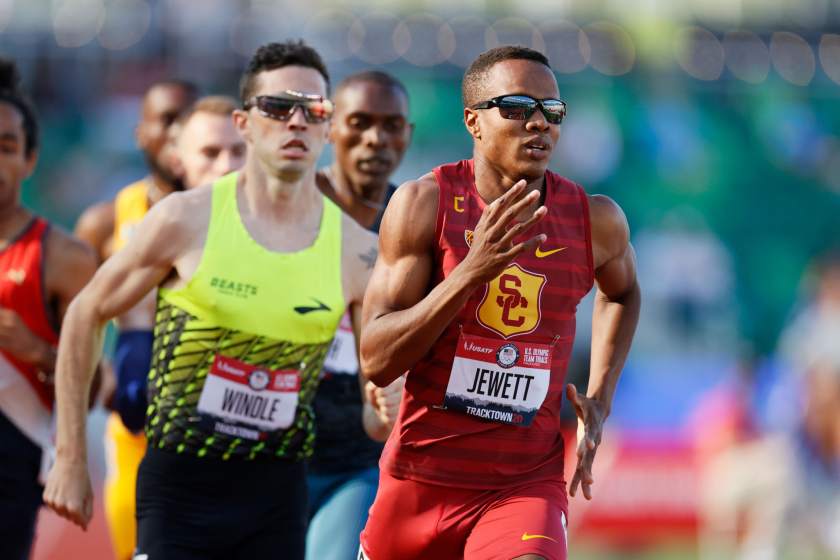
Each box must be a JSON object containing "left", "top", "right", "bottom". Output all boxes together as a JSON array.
[
  {"left": 44, "top": 41, "right": 384, "bottom": 559},
  {"left": 73, "top": 79, "right": 200, "bottom": 560}
]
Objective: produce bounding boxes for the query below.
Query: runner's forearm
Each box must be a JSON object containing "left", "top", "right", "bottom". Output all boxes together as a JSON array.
[
  {"left": 586, "top": 280, "right": 640, "bottom": 415},
  {"left": 54, "top": 295, "right": 106, "bottom": 464},
  {"left": 361, "top": 267, "right": 478, "bottom": 387}
]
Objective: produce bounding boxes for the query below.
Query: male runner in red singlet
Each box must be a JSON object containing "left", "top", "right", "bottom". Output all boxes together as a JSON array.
[
  {"left": 359, "top": 46, "right": 641, "bottom": 560},
  {"left": 0, "top": 57, "right": 98, "bottom": 560}
]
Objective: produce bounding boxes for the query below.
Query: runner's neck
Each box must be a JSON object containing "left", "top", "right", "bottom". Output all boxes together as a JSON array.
[
  {"left": 472, "top": 155, "right": 547, "bottom": 211},
  {"left": 320, "top": 164, "right": 386, "bottom": 228},
  {"left": 0, "top": 206, "right": 33, "bottom": 247},
  {"left": 239, "top": 159, "right": 322, "bottom": 223},
  {"left": 147, "top": 174, "right": 179, "bottom": 207}
]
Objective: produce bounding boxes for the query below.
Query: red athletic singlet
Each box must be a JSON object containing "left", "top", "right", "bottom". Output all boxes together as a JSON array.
[
  {"left": 0, "top": 217, "right": 58, "bottom": 410},
  {"left": 380, "top": 159, "right": 594, "bottom": 489}
]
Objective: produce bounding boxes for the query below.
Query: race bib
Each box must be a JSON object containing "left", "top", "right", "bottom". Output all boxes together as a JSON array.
[
  {"left": 322, "top": 311, "right": 358, "bottom": 375},
  {"left": 443, "top": 333, "right": 552, "bottom": 427},
  {"left": 196, "top": 354, "right": 300, "bottom": 440}
]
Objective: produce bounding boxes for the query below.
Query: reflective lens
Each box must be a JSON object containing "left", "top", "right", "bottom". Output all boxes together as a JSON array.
[
  {"left": 249, "top": 95, "right": 334, "bottom": 123},
  {"left": 493, "top": 95, "right": 566, "bottom": 125},
  {"left": 497, "top": 96, "right": 538, "bottom": 120},
  {"left": 539, "top": 100, "right": 566, "bottom": 125}
]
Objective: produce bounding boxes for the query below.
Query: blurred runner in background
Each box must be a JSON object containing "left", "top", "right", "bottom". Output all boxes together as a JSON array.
[
  {"left": 307, "top": 69, "right": 412, "bottom": 560},
  {"left": 0, "top": 57, "right": 98, "bottom": 560},
  {"left": 170, "top": 96, "right": 247, "bottom": 191},
  {"left": 44, "top": 40, "right": 388, "bottom": 560},
  {"left": 73, "top": 78, "right": 200, "bottom": 560}
]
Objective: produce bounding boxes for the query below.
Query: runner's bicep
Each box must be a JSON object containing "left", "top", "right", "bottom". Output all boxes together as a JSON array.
[
  {"left": 82, "top": 236, "right": 174, "bottom": 324},
  {"left": 593, "top": 242, "right": 637, "bottom": 302}
]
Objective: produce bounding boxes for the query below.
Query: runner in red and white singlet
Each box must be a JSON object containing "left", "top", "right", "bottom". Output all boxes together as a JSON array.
[
  {"left": 0, "top": 57, "right": 97, "bottom": 560},
  {"left": 359, "top": 47, "right": 641, "bottom": 560}
]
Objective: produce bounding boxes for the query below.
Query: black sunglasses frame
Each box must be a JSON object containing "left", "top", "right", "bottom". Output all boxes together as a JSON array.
[
  {"left": 244, "top": 92, "right": 334, "bottom": 123},
  {"left": 471, "top": 95, "right": 566, "bottom": 125}
]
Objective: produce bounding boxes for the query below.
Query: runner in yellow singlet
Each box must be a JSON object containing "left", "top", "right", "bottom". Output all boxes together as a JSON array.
[
  {"left": 46, "top": 40, "right": 388, "bottom": 560},
  {"left": 73, "top": 79, "right": 199, "bottom": 560}
]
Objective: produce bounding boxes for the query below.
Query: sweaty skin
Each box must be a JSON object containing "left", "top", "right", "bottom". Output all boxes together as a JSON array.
[
  {"left": 43, "top": 65, "right": 380, "bottom": 531},
  {"left": 359, "top": 58, "right": 641, "bottom": 552},
  {"left": 315, "top": 78, "right": 414, "bottom": 441}
]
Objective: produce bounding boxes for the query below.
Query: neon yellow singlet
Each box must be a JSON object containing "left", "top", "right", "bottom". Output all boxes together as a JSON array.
[
  {"left": 113, "top": 179, "right": 150, "bottom": 251},
  {"left": 148, "top": 171, "right": 344, "bottom": 460}
]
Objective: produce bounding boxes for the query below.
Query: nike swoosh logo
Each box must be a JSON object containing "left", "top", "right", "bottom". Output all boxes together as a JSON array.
[
  {"left": 535, "top": 247, "right": 567, "bottom": 258},
  {"left": 294, "top": 299, "right": 331, "bottom": 314},
  {"left": 522, "top": 532, "right": 556, "bottom": 542}
]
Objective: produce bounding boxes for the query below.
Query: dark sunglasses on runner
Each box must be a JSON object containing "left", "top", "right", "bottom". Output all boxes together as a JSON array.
[
  {"left": 471, "top": 95, "right": 566, "bottom": 125},
  {"left": 244, "top": 90, "right": 334, "bottom": 123}
]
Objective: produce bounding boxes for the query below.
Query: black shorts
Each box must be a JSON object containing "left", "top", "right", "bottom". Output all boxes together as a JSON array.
[
  {"left": 0, "top": 409, "right": 43, "bottom": 560},
  {"left": 136, "top": 447, "right": 308, "bottom": 560}
]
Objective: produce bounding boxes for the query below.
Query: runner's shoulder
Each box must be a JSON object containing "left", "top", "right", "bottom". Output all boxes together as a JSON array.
[
  {"left": 143, "top": 185, "right": 212, "bottom": 238},
  {"left": 340, "top": 211, "right": 378, "bottom": 252},
  {"left": 587, "top": 194, "right": 629, "bottom": 262},
  {"left": 379, "top": 172, "right": 439, "bottom": 247},
  {"left": 43, "top": 225, "right": 98, "bottom": 288}
]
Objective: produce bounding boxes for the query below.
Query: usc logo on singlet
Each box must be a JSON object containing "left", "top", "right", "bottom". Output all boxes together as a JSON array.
[{"left": 476, "top": 263, "right": 546, "bottom": 339}]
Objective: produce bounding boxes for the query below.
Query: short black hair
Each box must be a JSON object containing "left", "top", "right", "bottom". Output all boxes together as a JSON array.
[
  {"left": 0, "top": 57, "right": 38, "bottom": 156},
  {"left": 462, "top": 45, "right": 551, "bottom": 109},
  {"left": 334, "top": 70, "right": 409, "bottom": 104},
  {"left": 240, "top": 40, "right": 330, "bottom": 105}
]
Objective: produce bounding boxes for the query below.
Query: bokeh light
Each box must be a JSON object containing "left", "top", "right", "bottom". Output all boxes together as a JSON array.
[
  {"left": 770, "top": 32, "right": 815, "bottom": 86},
  {"left": 447, "top": 16, "right": 492, "bottom": 69},
  {"left": 722, "top": 30, "right": 770, "bottom": 84},
  {"left": 399, "top": 14, "right": 452, "bottom": 67},
  {"left": 0, "top": 0, "right": 13, "bottom": 35},
  {"left": 674, "top": 27, "right": 724, "bottom": 81},
  {"left": 584, "top": 22, "right": 635, "bottom": 76},
  {"left": 302, "top": 9, "right": 356, "bottom": 63},
  {"left": 97, "top": 0, "right": 151, "bottom": 51},
  {"left": 54, "top": 0, "right": 104, "bottom": 48},
  {"left": 819, "top": 34, "right": 840, "bottom": 86},
  {"left": 229, "top": 6, "right": 288, "bottom": 57},
  {"left": 348, "top": 12, "right": 404, "bottom": 65},
  {"left": 538, "top": 20, "right": 590, "bottom": 74},
  {"left": 492, "top": 18, "right": 541, "bottom": 51}
]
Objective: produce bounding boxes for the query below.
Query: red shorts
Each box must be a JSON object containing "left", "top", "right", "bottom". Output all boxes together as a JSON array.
[{"left": 360, "top": 471, "right": 568, "bottom": 560}]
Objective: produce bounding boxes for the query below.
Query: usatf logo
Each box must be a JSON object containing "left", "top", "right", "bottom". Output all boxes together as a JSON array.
[
  {"left": 465, "top": 230, "right": 474, "bottom": 247},
  {"left": 210, "top": 277, "right": 258, "bottom": 298},
  {"left": 477, "top": 263, "right": 546, "bottom": 339}
]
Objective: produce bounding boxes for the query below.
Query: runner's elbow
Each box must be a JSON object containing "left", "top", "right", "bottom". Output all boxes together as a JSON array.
[{"left": 359, "top": 343, "right": 392, "bottom": 387}]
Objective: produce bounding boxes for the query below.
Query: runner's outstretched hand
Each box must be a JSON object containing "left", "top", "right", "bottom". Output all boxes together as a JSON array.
[
  {"left": 43, "top": 457, "right": 94, "bottom": 530},
  {"left": 458, "top": 180, "right": 546, "bottom": 286},
  {"left": 566, "top": 383, "right": 609, "bottom": 501}
]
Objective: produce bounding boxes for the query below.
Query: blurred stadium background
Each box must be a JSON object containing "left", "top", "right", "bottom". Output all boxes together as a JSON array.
[{"left": 7, "top": 0, "right": 840, "bottom": 558}]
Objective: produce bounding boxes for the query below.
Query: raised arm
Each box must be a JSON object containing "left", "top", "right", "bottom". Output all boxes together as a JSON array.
[
  {"left": 43, "top": 192, "right": 203, "bottom": 529},
  {"left": 360, "top": 176, "right": 547, "bottom": 387},
  {"left": 566, "top": 194, "right": 641, "bottom": 501}
]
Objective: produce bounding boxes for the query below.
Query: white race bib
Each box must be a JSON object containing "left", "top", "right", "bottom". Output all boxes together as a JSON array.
[
  {"left": 196, "top": 354, "right": 300, "bottom": 440},
  {"left": 322, "top": 311, "right": 358, "bottom": 375},
  {"left": 443, "top": 333, "right": 551, "bottom": 427}
]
